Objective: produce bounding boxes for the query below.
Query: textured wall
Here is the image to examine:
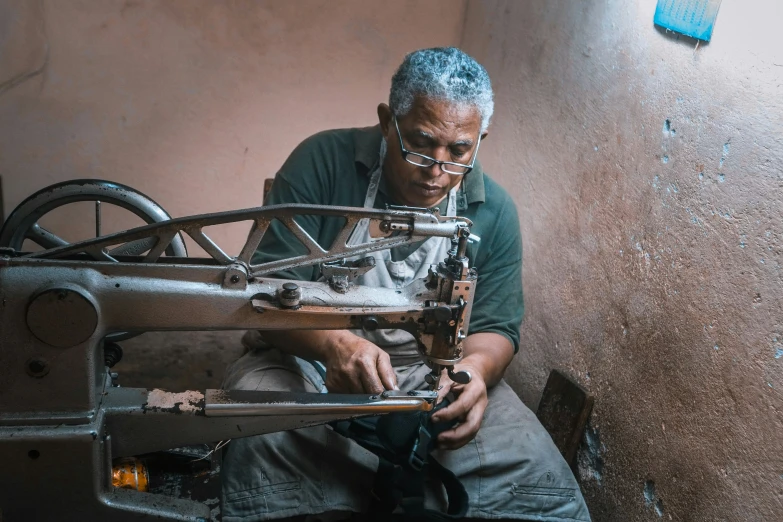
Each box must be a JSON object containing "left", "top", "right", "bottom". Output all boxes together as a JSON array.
[
  {"left": 462, "top": 0, "right": 783, "bottom": 520},
  {"left": 0, "top": 0, "right": 466, "bottom": 253}
]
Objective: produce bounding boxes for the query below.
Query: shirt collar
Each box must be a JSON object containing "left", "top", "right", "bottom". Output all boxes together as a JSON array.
[{"left": 353, "top": 125, "right": 486, "bottom": 205}]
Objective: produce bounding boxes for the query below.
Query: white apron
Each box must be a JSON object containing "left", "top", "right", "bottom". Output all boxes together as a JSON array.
[{"left": 343, "top": 161, "right": 459, "bottom": 365}]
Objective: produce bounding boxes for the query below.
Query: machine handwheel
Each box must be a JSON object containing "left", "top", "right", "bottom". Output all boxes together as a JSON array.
[
  {"left": 0, "top": 179, "right": 188, "bottom": 342},
  {"left": 0, "top": 178, "right": 187, "bottom": 255}
]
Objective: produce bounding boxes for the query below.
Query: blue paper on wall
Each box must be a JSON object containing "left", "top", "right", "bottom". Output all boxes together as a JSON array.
[{"left": 654, "top": 0, "right": 722, "bottom": 41}]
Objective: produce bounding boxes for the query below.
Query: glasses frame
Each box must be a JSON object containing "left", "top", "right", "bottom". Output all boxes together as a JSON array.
[{"left": 393, "top": 116, "right": 481, "bottom": 176}]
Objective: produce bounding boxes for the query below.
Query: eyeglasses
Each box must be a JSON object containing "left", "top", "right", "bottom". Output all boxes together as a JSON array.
[{"left": 394, "top": 116, "right": 481, "bottom": 176}]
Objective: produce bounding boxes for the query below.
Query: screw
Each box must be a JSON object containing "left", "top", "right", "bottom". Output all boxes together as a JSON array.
[
  {"left": 230, "top": 274, "right": 240, "bottom": 284},
  {"left": 26, "top": 358, "right": 49, "bottom": 378},
  {"left": 28, "top": 450, "right": 40, "bottom": 459}
]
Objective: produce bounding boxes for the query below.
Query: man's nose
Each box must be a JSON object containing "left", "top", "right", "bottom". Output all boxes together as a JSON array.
[{"left": 421, "top": 161, "right": 445, "bottom": 178}]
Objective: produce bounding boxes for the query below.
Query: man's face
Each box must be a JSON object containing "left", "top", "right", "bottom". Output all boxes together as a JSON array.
[{"left": 378, "top": 97, "right": 484, "bottom": 209}]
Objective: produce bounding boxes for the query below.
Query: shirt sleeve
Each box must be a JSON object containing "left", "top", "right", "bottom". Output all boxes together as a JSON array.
[{"left": 468, "top": 191, "right": 524, "bottom": 353}]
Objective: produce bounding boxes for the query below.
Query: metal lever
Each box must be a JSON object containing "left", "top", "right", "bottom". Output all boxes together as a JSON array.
[{"left": 448, "top": 367, "right": 472, "bottom": 385}]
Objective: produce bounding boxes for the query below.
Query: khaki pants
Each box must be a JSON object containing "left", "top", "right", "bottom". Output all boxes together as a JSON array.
[{"left": 220, "top": 348, "right": 591, "bottom": 522}]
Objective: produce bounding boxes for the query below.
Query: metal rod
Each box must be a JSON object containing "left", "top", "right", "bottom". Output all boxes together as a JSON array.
[
  {"left": 456, "top": 225, "right": 469, "bottom": 259},
  {"left": 26, "top": 223, "right": 69, "bottom": 249},
  {"left": 204, "top": 389, "right": 434, "bottom": 417},
  {"left": 95, "top": 200, "right": 101, "bottom": 237}
]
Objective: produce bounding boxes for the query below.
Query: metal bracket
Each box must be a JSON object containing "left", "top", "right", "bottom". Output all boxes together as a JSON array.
[{"left": 320, "top": 256, "right": 376, "bottom": 293}]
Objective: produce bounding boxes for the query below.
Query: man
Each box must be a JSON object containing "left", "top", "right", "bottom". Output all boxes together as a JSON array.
[{"left": 221, "top": 47, "right": 590, "bottom": 522}]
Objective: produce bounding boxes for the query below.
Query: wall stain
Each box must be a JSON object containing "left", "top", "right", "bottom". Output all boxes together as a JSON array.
[
  {"left": 577, "top": 423, "right": 605, "bottom": 485},
  {"left": 643, "top": 480, "right": 665, "bottom": 517}
]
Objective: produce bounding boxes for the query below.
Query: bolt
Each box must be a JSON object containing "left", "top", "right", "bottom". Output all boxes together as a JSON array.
[
  {"left": 362, "top": 316, "right": 379, "bottom": 331},
  {"left": 230, "top": 274, "right": 240, "bottom": 284},
  {"left": 28, "top": 450, "right": 40, "bottom": 460}
]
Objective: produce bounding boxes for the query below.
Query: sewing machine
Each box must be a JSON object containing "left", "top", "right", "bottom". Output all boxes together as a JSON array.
[{"left": 0, "top": 180, "right": 477, "bottom": 521}]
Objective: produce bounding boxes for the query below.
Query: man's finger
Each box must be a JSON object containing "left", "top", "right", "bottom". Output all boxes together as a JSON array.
[
  {"left": 431, "top": 385, "right": 477, "bottom": 422},
  {"left": 347, "top": 376, "right": 364, "bottom": 394},
  {"left": 437, "top": 419, "right": 475, "bottom": 449},
  {"left": 436, "top": 380, "right": 453, "bottom": 405},
  {"left": 358, "top": 361, "right": 384, "bottom": 395},
  {"left": 331, "top": 374, "right": 360, "bottom": 394},
  {"left": 376, "top": 353, "right": 398, "bottom": 391},
  {"left": 437, "top": 400, "right": 485, "bottom": 449}
]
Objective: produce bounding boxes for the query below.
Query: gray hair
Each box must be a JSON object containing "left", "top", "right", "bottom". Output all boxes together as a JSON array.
[{"left": 389, "top": 47, "right": 494, "bottom": 132}]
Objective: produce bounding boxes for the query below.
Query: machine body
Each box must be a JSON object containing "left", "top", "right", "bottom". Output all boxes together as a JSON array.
[{"left": 0, "top": 185, "right": 477, "bottom": 521}]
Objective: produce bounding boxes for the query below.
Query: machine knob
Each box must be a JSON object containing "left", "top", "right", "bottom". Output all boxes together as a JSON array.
[
  {"left": 448, "top": 368, "right": 472, "bottom": 385},
  {"left": 278, "top": 283, "right": 302, "bottom": 308}
]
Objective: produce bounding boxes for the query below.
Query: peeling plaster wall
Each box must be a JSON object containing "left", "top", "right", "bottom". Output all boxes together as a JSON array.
[
  {"left": 462, "top": 0, "right": 783, "bottom": 520},
  {"left": 0, "top": 0, "right": 466, "bottom": 253}
]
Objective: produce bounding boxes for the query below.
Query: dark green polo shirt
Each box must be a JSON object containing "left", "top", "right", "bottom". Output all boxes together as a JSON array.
[{"left": 253, "top": 126, "right": 524, "bottom": 352}]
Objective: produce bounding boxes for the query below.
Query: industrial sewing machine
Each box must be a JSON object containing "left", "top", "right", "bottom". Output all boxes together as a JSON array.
[{"left": 0, "top": 180, "right": 478, "bottom": 521}]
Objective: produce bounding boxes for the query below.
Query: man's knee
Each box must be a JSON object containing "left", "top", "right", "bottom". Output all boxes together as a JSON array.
[{"left": 223, "top": 348, "right": 322, "bottom": 393}]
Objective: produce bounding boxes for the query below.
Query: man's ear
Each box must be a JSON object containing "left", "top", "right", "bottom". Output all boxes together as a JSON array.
[{"left": 377, "top": 103, "right": 393, "bottom": 136}]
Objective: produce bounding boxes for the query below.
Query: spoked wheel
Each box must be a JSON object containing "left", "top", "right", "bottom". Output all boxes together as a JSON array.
[
  {"left": 0, "top": 179, "right": 187, "bottom": 255},
  {"left": 0, "top": 179, "right": 188, "bottom": 342}
]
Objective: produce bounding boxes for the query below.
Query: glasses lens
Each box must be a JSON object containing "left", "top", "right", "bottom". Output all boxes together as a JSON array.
[
  {"left": 441, "top": 163, "right": 471, "bottom": 175},
  {"left": 405, "top": 153, "right": 435, "bottom": 167}
]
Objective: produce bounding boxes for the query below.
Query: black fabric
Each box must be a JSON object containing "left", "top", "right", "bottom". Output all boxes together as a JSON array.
[{"left": 330, "top": 398, "right": 468, "bottom": 520}]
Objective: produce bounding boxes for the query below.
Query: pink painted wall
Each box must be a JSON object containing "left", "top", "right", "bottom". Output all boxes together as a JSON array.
[
  {"left": 0, "top": 0, "right": 466, "bottom": 254},
  {"left": 462, "top": 0, "right": 783, "bottom": 520}
]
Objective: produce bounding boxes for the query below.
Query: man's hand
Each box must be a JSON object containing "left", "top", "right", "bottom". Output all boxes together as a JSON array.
[
  {"left": 322, "top": 331, "right": 398, "bottom": 395},
  {"left": 431, "top": 365, "right": 488, "bottom": 450},
  {"left": 428, "top": 332, "right": 515, "bottom": 450}
]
